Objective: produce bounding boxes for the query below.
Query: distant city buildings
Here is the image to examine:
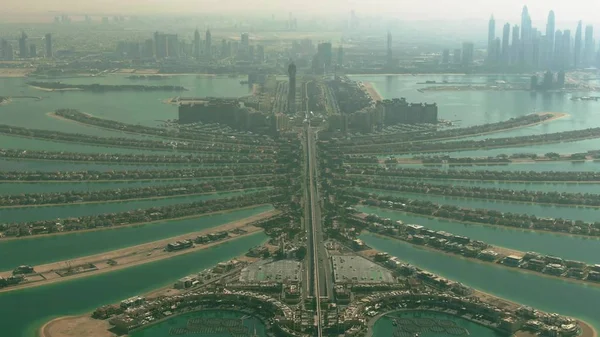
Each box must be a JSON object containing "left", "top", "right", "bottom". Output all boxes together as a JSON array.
[
  {"left": 483, "top": 7, "right": 597, "bottom": 71},
  {"left": 18, "top": 32, "right": 28, "bottom": 58},
  {"left": 461, "top": 42, "right": 474, "bottom": 66},
  {"left": 45, "top": 34, "right": 52, "bottom": 58}
]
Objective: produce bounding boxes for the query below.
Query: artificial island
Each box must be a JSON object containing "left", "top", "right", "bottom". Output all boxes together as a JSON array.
[{"left": 1, "top": 6, "right": 600, "bottom": 337}]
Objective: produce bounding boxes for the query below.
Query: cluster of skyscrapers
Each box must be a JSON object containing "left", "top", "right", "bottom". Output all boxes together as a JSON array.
[
  {"left": 115, "top": 29, "right": 264, "bottom": 62},
  {"left": 0, "top": 33, "right": 52, "bottom": 61},
  {"left": 487, "top": 7, "right": 596, "bottom": 70}
]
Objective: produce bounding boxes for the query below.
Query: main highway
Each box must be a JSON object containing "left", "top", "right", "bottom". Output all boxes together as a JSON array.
[{"left": 304, "top": 122, "right": 332, "bottom": 337}]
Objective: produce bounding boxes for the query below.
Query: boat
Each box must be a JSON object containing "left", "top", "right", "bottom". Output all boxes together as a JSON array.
[{"left": 392, "top": 319, "right": 398, "bottom": 326}]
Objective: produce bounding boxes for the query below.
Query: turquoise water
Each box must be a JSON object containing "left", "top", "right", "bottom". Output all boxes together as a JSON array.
[
  {"left": 372, "top": 310, "right": 504, "bottom": 337},
  {"left": 129, "top": 309, "right": 266, "bottom": 337},
  {"left": 361, "top": 233, "right": 600, "bottom": 333},
  {"left": 0, "top": 232, "right": 267, "bottom": 337},
  {"left": 358, "top": 205, "right": 600, "bottom": 264},
  {"left": 0, "top": 189, "right": 261, "bottom": 223},
  {"left": 361, "top": 176, "right": 600, "bottom": 193},
  {"left": 0, "top": 76, "right": 250, "bottom": 130},
  {"left": 0, "top": 204, "right": 273, "bottom": 270},
  {"left": 359, "top": 188, "right": 600, "bottom": 223},
  {"left": 354, "top": 75, "right": 597, "bottom": 131}
]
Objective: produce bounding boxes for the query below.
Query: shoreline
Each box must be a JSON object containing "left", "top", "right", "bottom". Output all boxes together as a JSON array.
[
  {"left": 355, "top": 132, "right": 600, "bottom": 156},
  {"left": 359, "top": 239, "right": 598, "bottom": 337},
  {"left": 0, "top": 187, "right": 266, "bottom": 209},
  {"left": 0, "top": 203, "right": 272, "bottom": 241},
  {"left": 351, "top": 112, "right": 568, "bottom": 147},
  {"left": 362, "top": 81, "right": 383, "bottom": 101},
  {"left": 30, "top": 85, "right": 83, "bottom": 92},
  {"left": 46, "top": 112, "right": 276, "bottom": 148},
  {"left": 0, "top": 210, "right": 277, "bottom": 293},
  {"left": 367, "top": 231, "right": 600, "bottom": 289},
  {"left": 360, "top": 186, "right": 600, "bottom": 209},
  {"left": 347, "top": 173, "right": 600, "bottom": 184},
  {"left": 358, "top": 205, "right": 600, "bottom": 240},
  {"left": 37, "top": 239, "right": 268, "bottom": 337},
  {"left": 0, "top": 173, "right": 278, "bottom": 184},
  {"left": 0, "top": 153, "right": 276, "bottom": 166},
  {"left": 408, "top": 112, "right": 568, "bottom": 144}
]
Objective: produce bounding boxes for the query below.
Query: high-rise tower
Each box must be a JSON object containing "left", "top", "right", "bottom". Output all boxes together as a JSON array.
[
  {"left": 18, "top": 31, "right": 28, "bottom": 58},
  {"left": 574, "top": 21, "right": 582, "bottom": 68},
  {"left": 502, "top": 23, "right": 510, "bottom": 65},
  {"left": 584, "top": 25, "right": 595, "bottom": 67},
  {"left": 487, "top": 15, "right": 496, "bottom": 64},
  {"left": 511, "top": 25, "right": 520, "bottom": 65},
  {"left": 287, "top": 62, "right": 296, "bottom": 114},
  {"left": 45, "top": 33, "right": 52, "bottom": 58},
  {"left": 563, "top": 30, "right": 572, "bottom": 68},
  {"left": 554, "top": 30, "right": 563, "bottom": 68},
  {"left": 546, "top": 10, "right": 555, "bottom": 65},
  {"left": 194, "top": 29, "right": 201, "bottom": 59},
  {"left": 520, "top": 6, "right": 532, "bottom": 65},
  {"left": 205, "top": 29, "right": 212, "bottom": 58},
  {"left": 386, "top": 31, "right": 393, "bottom": 65},
  {"left": 520, "top": 6, "right": 530, "bottom": 41}
]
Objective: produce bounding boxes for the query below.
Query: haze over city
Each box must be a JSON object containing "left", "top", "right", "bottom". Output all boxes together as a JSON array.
[
  {"left": 2, "top": 0, "right": 600, "bottom": 23},
  {"left": 3, "top": 2, "right": 600, "bottom": 337}
]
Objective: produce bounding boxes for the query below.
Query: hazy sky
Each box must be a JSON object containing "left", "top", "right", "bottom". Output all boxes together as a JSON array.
[{"left": 3, "top": 0, "right": 600, "bottom": 24}]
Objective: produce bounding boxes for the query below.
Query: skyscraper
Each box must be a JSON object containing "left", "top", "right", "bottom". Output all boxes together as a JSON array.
[
  {"left": 584, "top": 25, "right": 594, "bottom": 67},
  {"left": 256, "top": 45, "right": 264, "bottom": 63},
  {"left": 337, "top": 45, "right": 344, "bottom": 65},
  {"left": 166, "top": 34, "right": 179, "bottom": 58},
  {"left": 520, "top": 6, "right": 532, "bottom": 65},
  {"left": 502, "top": 23, "right": 510, "bottom": 65},
  {"left": 487, "top": 15, "right": 496, "bottom": 64},
  {"left": 442, "top": 49, "right": 450, "bottom": 64},
  {"left": 386, "top": 31, "right": 393, "bottom": 65},
  {"left": 574, "top": 21, "right": 582, "bottom": 68},
  {"left": 520, "top": 6, "right": 531, "bottom": 41},
  {"left": 45, "top": 33, "right": 52, "bottom": 58},
  {"left": 194, "top": 29, "right": 201, "bottom": 59},
  {"left": 546, "top": 10, "right": 555, "bottom": 65},
  {"left": 461, "top": 42, "right": 474, "bottom": 66},
  {"left": 241, "top": 33, "right": 249, "bottom": 50},
  {"left": 453, "top": 49, "right": 461, "bottom": 64},
  {"left": 205, "top": 29, "right": 212, "bottom": 58},
  {"left": 554, "top": 30, "right": 563, "bottom": 68},
  {"left": 29, "top": 44, "right": 36, "bottom": 58},
  {"left": 18, "top": 31, "right": 28, "bottom": 58},
  {"left": 154, "top": 32, "right": 168, "bottom": 58},
  {"left": 563, "top": 30, "right": 572, "bottom": 68},
  {"left": 287, "top": 62, "right": 296, "bottom": 114},
  {"left": 511, "top": 25, "right": 520, "bottom": 65}
]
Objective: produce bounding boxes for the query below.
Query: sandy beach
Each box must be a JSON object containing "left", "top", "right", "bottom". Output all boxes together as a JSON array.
[
  {"left": 363, "top": 81, "right": 383, "bottom": 101},
  {"left": 0, "top": 209, "right": 278, "bottom": 293}
]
